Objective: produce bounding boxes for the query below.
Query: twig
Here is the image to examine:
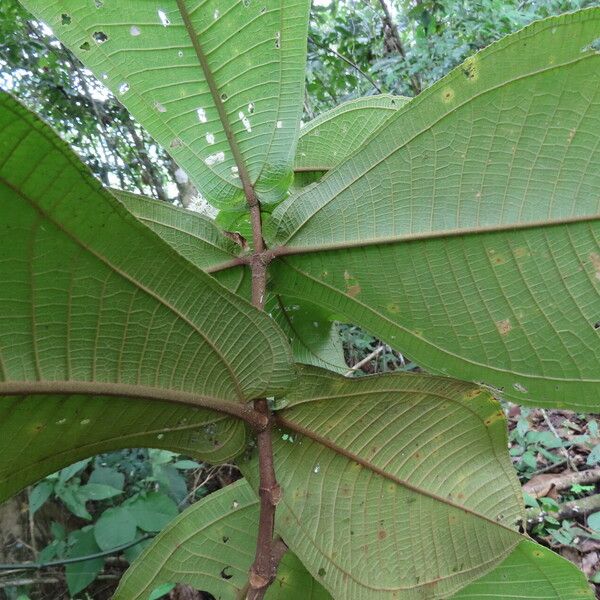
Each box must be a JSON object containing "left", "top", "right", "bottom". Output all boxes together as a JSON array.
[
  {"left": 26, "top": 488, "right": 37, "bottom": 558},
  {"left": 526, "top": 493, "right": 600, "bottom": 526},
  {"left": 0, "top": 534, "right": 155, "bottom": 571},
  {"left": 345, "top": 345, "right": 385, "bottom": 377},
  {"left": 308, "top": 35, "right": 382, "bottom": 93},
  {"left": 0, "top": 574, "right": 119, "bottom": 589},
  {"left": 523, "top": 466, "right": 600, "bottom": 497},
  {"left": 175, "top": 3, "right": 283, "bottom": 596}
]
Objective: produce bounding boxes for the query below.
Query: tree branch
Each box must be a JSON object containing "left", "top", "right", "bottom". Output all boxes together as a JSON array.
[{"left": 375, "top": 0, "right": 422, "bottom": 96}]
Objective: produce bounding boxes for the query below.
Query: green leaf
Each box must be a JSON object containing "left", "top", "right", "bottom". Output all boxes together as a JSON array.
[
  {"left": 114, "top": 479, "right": 331, "bottom": 600},
  {"left": 94, "top": 507, "right": 137, "bottom": 551},
  {"left": 58, "top": 458, "right": 91, "bottom": 484},
  {"left": 173, "top": 460, "right": 201, "bottom": 470},
  {"left": 112, "top": 189, "right": 248, "bottom": 294},
  {"left": 128, "top": 492, "right": 179, "bottom": 533},
  {"left": 587, "top": 444, "right": 600, "bottom": 466},
  {"left": 451, "top": 540, "right": 594, "bottom": 599},
  {"left": 65, "top": 526, "right": 104, "bottom": 596},
  {"left": 115, "top": 190, "right": 345, "bottom": 371},
  {"left": 243, "top": 366, "right": 524, "bottom": 599},
  {"left": 20, "top": 0, "right": 310, "bottom": 208},
  {"left": 89, "top": 466, "right": 125, "bottom": 491},
  {"left": 0, "top": 395, "right": 246, "bottom": 502},
  {"left": 0, "top": 93, "right": 295, "bottom": 499},
  {"left": 148, "top": 584, "right": 176, "bottom": 600},
  {"left": 588, "top": 511, "right": 600, "bottom": 532},
  {"left": 267, "top": 296, "right": 346, "bottom": 374},
  {"left": 56, "top": 483, "right": 92, "bottom": 520},
  {"left": 79, "top": 483, "right": 123, "bottom": 501},
  {"left": 295, "top": 95, "right": 408, "bottom": 172},
  {"left": 29, "top": 480, "right": 54, "bottom": 515},
  {"left": 268, "top": 9, "right": 600, "bottom": 410}
]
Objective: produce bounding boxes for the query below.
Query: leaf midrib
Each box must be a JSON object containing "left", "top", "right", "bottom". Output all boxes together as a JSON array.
[
  {"left": 0, "top": 164, "right": 246, "bottom": 402},
  {"left": 274, "top": 411, "right": 522, "bottom": 537},
  {"left": 276, "top": 52, "right": 598, "bottom": 245},
  {"left": 271, "top": 213, "right": 600, "bottom": 257},
  {"left": 0, "top": 380, "right": 253, "bottom": 421}
]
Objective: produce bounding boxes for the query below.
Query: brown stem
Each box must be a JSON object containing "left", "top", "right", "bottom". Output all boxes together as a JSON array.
[
  {"left": 174, "top": 4, "right": 283, "bottom": 596},
  {"left": 247, "top": 400, "right": 283, "bottom": 600}
]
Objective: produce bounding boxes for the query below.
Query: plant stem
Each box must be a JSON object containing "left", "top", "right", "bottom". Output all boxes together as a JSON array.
[{"left": 174, "top": 4, "right": 284, "bottom": 595}]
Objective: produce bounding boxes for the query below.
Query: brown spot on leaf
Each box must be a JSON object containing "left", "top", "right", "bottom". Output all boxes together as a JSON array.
[
  {"left": 514, "top": 246, "right": 529, "bottom": 259},
  {"left": 464, "top": 388, "right": 483, "bottom": 400},
  {"left": 484, "top": 410, "right": 504, "bottom": 427},
  {"left": 496, "top": 319, "right": 512, "bottom": 335},
  {"left": 347, "top": 284, "right": 361, "bottom": 297},
  {"left": 378, "top": 530, "right": 387, "bottom": 540}
]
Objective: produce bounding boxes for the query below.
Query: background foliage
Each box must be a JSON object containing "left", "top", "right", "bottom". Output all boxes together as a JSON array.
[{"left": 1, "top": 0, "right": 600, "bottom": 598}]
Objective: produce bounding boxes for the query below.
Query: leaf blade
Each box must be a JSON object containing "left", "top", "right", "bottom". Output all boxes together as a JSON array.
[
  {"left": 114, "top": 479, "right": 331, "bottom": 600},
  {"left": 451, "top": 540, "right": 594, "bottom": 599},
  {"left": 20, "top": 0, "right": 310, "bottom": 207},
  {"left": 243, "top": 366, "right": 525, "bottom": 599},
  {"left": 269, "top": 10, "right": 600, "bottom": 409}
]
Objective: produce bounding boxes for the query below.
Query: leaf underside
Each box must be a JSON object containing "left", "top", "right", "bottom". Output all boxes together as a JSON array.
[
  {"left": 452, "top": 540, "right": 594, "bottom": 599},
  {"left": 20, "top": 0, "right": 310, "bottom": 208},
  {"left": 294, "top": 94, "right": 409, "bottom": 172},
  {"left": 269, "top": 9, "right": 600, "bottom": 410},
  {"left": 242, "top": 366, "right": 524, "bottom": 600},
  {"left": 115, "top": 190, "right": 346, "bottom": 372},
  {"left": 114, "top": 479, "right": 330, "bottom": 600},
  {"left": 0, "top": 92, "right": 295, "bottom": 496},
  {"left": 0, "top": 395, "right": 245, "bottom": 501}
]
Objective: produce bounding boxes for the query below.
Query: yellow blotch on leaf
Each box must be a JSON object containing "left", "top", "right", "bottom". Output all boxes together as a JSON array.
[{"left": 484, "top": 410, "right": 504, "bottom": 427}]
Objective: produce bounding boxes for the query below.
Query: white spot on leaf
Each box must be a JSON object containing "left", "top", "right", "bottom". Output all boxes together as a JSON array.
[
  {"left": 196, "top": 107, "right": 207, "bottom": 123},
  {"left": 239, "top": 111, "right": 252, "bottom": 133},
  {"left": 205, "top": 151, "right": 225, "bottom": 166},
  {"left": 158, "top": 9, "right": 170, "bottom": 26},
  {"left": 130, "top": 25, "right": 141, "bottom": 36},
  {"left": 206, "top": 132, "right": 215, "bottom": 144},
  {"left": 118, "top": 82, "right": 129, "bottom": 94}
]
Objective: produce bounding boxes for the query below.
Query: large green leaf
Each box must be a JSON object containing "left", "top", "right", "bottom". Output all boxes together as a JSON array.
[
  {"left": 114, "top": 479, "right": 331, "bottom": 600},
  {"left": 0, "top": 93, "right": 294, "bottom": 496},
  {"left": 0, "top": 395, "right": 245, "bottom": 501},
  {"left": 113, "top": 189, "right": 249, "bottom": 294},
  {"left": 452, "top": 540, "right": 594, "bottom": 599},
  {"left": 267, "top": 296, "right": 346, "bottom": 374},
  {"left": 243, "top": 366, "right": 524, "bottom": 600},
  {"left": 268, "top": 9, "right": 600, "bottom": 410},
  {"left": 115, "top": 190, "right": 346, "bottom": 372},
  {"left": 295, "top": 95, "right": 409, "bottom": 172},
  {"left": 20, "top": 0, "right": 310, "bottom": 208}
]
